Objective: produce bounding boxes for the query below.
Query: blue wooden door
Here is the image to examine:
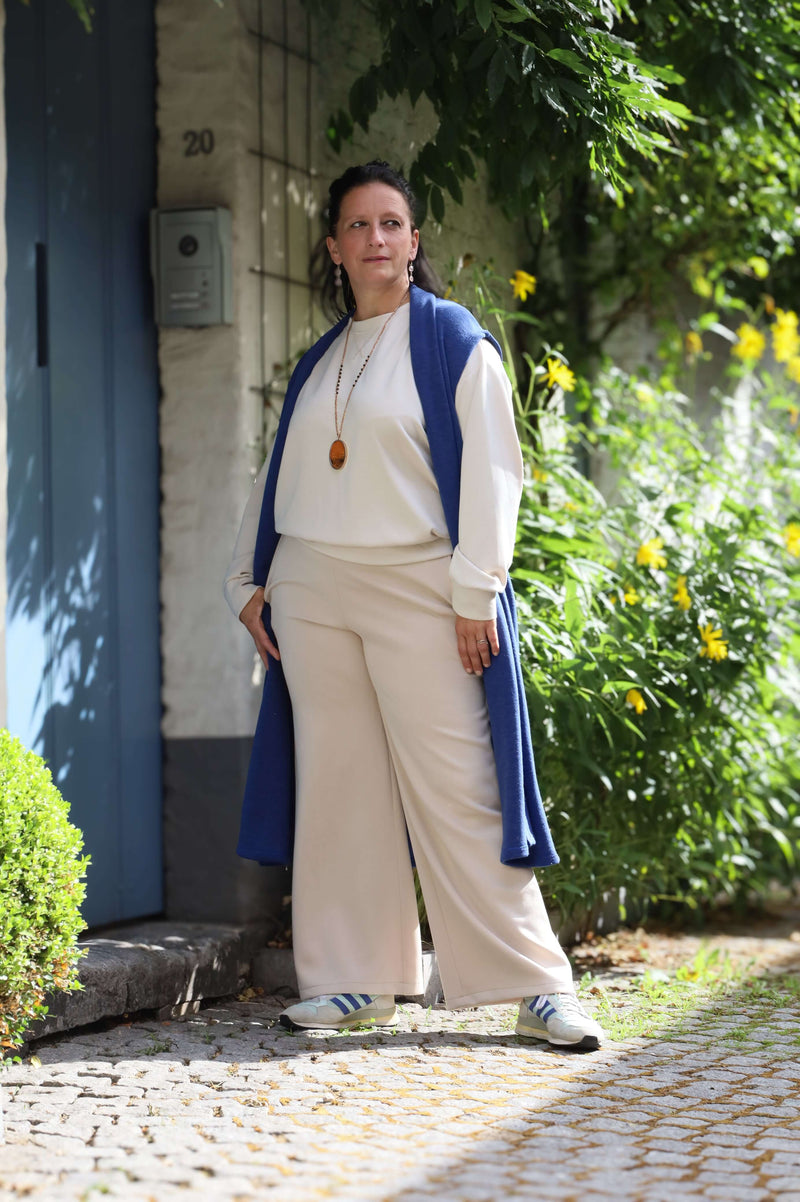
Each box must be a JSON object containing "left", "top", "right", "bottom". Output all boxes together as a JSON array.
[{"left": 5, "top": 0, "right": 162, "bottom": 926}]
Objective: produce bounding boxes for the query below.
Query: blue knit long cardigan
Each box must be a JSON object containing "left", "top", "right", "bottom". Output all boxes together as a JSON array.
[{"left": 236, "top": 285, "right": 559, "bottom": 870}]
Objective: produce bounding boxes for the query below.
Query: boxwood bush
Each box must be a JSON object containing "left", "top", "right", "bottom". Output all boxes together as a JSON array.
[{"left": 1, "top": 730, "right": 88, "bottom": 1061}]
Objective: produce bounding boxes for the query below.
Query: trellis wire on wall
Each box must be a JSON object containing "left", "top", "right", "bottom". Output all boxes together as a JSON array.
[{"left": 246, "top": 0, "right": 316, "bottom": 457}]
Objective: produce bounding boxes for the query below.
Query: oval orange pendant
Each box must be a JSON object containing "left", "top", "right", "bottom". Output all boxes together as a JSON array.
[{"left": 329, "top": 439, "right": 347, "bottom": 470}]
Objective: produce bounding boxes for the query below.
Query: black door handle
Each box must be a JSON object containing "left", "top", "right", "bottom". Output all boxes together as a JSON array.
[{"left": 36, "top": 241, "right": 48, "bottom": 367}]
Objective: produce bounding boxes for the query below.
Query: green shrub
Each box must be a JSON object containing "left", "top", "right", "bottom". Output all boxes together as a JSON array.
[
  {"left": 0, "top": 730, "right": 89, "bottom": 1060},
  {"left": 515, "top": 368, "right": 800, "bottom": 919},
  {"left": 449, "top": 261, "right": 800, "bottom": 922}
]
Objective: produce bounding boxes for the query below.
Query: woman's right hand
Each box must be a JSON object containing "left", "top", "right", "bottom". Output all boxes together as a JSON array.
[{"left": 239, "top": 587, "right": 281, "bottom": 671}]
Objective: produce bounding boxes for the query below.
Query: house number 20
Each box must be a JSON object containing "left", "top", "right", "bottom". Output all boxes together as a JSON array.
[{"left": 183, "top": 129, "right": 215, "bottom": 156}]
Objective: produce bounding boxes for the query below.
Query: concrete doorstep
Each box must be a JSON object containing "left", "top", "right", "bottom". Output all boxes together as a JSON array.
[{"left": 24, "top": 921, "right": 271, "bottom": 1041}]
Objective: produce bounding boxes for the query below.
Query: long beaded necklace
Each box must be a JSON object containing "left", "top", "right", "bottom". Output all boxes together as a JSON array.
[{"left": 329, "top": 294, "right": 406, "bottom": 470}]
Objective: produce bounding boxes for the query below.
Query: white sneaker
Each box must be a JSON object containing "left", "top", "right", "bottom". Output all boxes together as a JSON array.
[
  {"left": 279, "top": 993, "right": 397, "bottom": 1031},
  {"left": 516, "top": 992, "right": 604, "bottom": 1050}
]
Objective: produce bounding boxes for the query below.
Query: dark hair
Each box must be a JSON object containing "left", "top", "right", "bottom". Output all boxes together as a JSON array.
[{"left": 310, "top": 160, "right": 443, "bottom": 321}]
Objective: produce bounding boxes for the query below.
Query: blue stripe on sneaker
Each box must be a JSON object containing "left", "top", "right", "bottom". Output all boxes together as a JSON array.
[
  {"left": 342, "top": 993, "right": 361, "bottom": 1011},
  {"left": 331, "top": 996, "right": 352, "bottom": 1016},
  {"left": 358, "top": 994, "right": 373, "bottom": 1006},
  {"left": 534, "top": 998, "right": 556, "bottom": 1021}
]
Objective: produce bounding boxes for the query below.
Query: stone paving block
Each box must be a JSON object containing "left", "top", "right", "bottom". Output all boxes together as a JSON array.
[
  {"left": 646, "top": 1124, "right": 702, "bottom": 1139},
  {"left": 755, "top": 1137, "right": 800, "bottom": 1154},
  {"left": 700, "top": 1187, "right": 767, "bottom": 1201},
  {"left": 766, "top": 1151, "right": 800, "bottom": 1166},
  {"left": 701, "top": 1155, "right": 762, "bottom": 1174},
  {"left": 642, "top": 1148, "right": 695, "bottom": 1166},
  {"left": 695, "top": 1130, "right": 757, "bottom": 1147}
]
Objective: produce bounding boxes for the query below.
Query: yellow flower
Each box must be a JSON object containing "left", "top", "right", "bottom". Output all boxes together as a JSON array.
[
  {"left": 510, "top": 269, "right": 536, "bottom": 302},
  {"left": 623, "top": 585, "right": 640, "bottom": 605},
  {"left": 747, "top": 255, "right": 770, "bottom": 280},
  {"left": 545, "top": 357, "right": 576, "bottom": 392},
  {"left": 685, "top": 331, "right": 703, "bottom": 357},
  {"left": 564, "top": 500, "right": 578, "bottom": 512},
  {"left": 626, "top": 689, "right": 647, "bottom": 715},
  {"left": 764, "top": 294, "right": 776, "bottom": 315},
  {"left": 533, "top": 467, "right": 549, "bottom": 483},
  {"left": 774, "top": 308, "right": 798, "bottom": 330},
  {"left": 784, "top": 522, "right": 800, "bottom": 557},
  {"left": 787, "top": 361, "right": 800, "bottom": 386},
  {"left": 732, "top": 323, "right": 766, "bottom": 361},
  {"left": 698, "top": 623, "right": 729, "bottom": 661},
  {"left": 774, "top": 328, "right": 800, "bottom": 363},
  {"left": 636, "top": 537, "right": 667, "bottom": 570},
  {"left": 673, "top": 575, "right": 691, "bottom": 611},
  {"left": 773, "top": 309, "right": 800, "bottom": 364}
]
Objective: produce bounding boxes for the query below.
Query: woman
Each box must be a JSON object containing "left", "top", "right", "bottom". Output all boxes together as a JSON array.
[{"left": 225, "top": 161, "right": 603, "bottom": 1050}]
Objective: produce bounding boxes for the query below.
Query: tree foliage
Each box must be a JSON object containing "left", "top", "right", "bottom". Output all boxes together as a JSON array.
[
  {"left": 316, "top": 0, "right": 800, "bottom": 359},
  {"left": 589, "top": 1, "right": 800, "bottom": 353},
  {"left": 317, "top": 0, "right": 693, "bottom": 219}
]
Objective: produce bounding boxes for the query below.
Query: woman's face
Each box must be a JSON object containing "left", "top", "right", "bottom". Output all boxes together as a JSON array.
[{"left": 326, "top": 182, "right": 419, "bottom": 298}]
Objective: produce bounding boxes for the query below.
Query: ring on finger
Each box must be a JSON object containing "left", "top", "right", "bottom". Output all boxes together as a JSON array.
[{"left": 476, "top": 638, "right": 489, "bottom": 646}]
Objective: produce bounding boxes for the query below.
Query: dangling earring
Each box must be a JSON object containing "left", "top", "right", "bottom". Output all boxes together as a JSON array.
[
  {"left": 408, "top": 260, "right": 415, "bottom": 284},
  {"left": 334, "top": 263, "right": 342, "bottom": 288}
]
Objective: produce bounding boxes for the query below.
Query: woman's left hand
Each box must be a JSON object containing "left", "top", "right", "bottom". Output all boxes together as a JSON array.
[{"left": 455, "top": 615, "right": 499, "bottom": 676}]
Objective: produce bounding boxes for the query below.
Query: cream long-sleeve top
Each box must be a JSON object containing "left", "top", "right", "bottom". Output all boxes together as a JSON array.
[{"left": 224, "top": 303, "right": 523, "bottom": 622}]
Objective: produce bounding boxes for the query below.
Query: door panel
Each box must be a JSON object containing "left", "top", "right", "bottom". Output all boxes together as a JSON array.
[{"left": 5, "top": 0, "right": 162, "bottom": 925}]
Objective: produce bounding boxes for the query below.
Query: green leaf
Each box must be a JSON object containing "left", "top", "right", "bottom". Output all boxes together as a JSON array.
[
  {"left": 474, "top": 0, "right": 493, "bottom": 32},
  {"left": 600, "top": 680, "right": 643, "bottom": 694},
  {"left": 564, "top": 578, "right": 585, "bottom": 637},
  {"left": 467, "top": 35, "right": 496, "bottom": 70},
  {"left": 456, "top": 147, "right": 476, "bottom": 179},
  {"left": 418, "top": 141, "right": 451, "bottom": 189},
  {"left": 407, "top": 55, "right": 435, "bottom": 105},
  {"left": 546, "top": 47, "right": 592, "bottom": 77},
  {"left": 487, "top": 46, "right": 508, "bottom": 104},
  {"left": 430, "top": 185, "right": 445, "bottom": 223}
]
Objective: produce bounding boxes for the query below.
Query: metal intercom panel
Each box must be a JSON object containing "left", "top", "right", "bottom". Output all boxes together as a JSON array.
[{"left": 150, "top": 206, "right": 233, "bottom": 326}]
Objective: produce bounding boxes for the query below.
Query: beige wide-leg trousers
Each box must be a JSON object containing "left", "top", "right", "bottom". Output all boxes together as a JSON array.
[{"left": 266, "top": 536, "right": 574, "bottom": 1008}]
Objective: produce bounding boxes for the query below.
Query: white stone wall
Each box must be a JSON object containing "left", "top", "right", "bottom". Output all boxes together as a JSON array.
[
  {"left": 156, "top": 0, "right": 264, "bottom": 740},
  {"left": 156, "top": 0, "right": 529, "bottom": 743},
  {"left": 0, "top": 0, "right": 8, "bottom": 728},
  {"left": 311, "top": 1, "right": 528, "bottom": 289}
]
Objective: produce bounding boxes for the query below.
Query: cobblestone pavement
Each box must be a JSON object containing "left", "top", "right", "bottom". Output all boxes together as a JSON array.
[{"left": 1, "top": 916, "right": 799, "bottom": 1201}]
